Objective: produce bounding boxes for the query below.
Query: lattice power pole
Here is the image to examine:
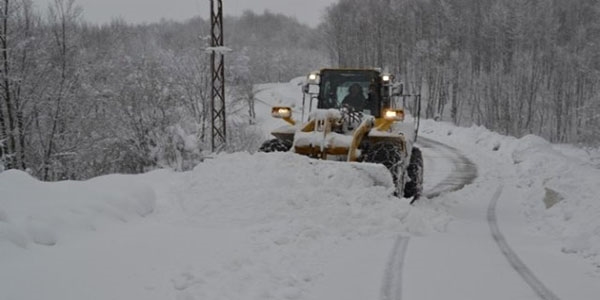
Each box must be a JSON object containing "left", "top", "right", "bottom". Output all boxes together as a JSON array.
[{"left": 210, "top": 0, "right": 227, "bottom": 152}]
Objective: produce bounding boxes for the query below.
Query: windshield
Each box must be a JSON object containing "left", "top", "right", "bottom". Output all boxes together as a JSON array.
[{"left": 318, "top": 69, "right": 380, "bottom": 113}]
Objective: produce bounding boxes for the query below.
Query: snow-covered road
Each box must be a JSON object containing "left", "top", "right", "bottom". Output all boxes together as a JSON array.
[
  {"left": 419, "top": 137, "right": 477, "bottom": 199},
  {"left": 402, "top": 122, "right": 600, "bottom": 300},
  {"left": 1, "top": 79, "right": 599, "bottom": 300}
]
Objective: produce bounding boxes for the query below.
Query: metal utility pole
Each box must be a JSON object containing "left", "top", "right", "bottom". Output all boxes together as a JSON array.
[{"left": 210, "top": 0, "right": 226, "bottom": 152}]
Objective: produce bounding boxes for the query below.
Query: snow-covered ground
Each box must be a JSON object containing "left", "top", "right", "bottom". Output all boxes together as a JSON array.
[
  {"left": 1, "top": 79, "right": 599, "bottom": 299},
  {"left": 406, "top": 122, "right": 600, "bottom": 299}
]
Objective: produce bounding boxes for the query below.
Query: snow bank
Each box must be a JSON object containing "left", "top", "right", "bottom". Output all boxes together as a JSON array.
[
  {"left": 180, "top": 152, "right": 446, "bottom": 237},
  {"left": 420, "top": 119, "right": 600, "bottom": 270},
  {"left": 512, "top": 135, "right": 600, "bottom": 269},
  {"left": 0, "top": 170, "right": 158, "bottom": 250},
  {"left": 164, "top": 152, "right": 451, "bottom": 299},
  {"left": 0, "top": 149, "right": 451, "bottom": 300}
]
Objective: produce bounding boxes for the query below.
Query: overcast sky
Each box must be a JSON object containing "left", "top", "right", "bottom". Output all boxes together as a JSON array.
[{"left": 32, "top": 0, "right": 339, "bottom": 27}]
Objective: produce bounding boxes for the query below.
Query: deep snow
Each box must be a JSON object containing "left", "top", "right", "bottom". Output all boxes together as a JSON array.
[{"left": 1, "top": 78, "right": 599, "bottom": 299}]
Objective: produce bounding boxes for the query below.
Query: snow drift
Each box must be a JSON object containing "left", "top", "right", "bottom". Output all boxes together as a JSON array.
[
  {"left": 0, "top": 150, "right": 449, "bottom": 300},
  {"left": 0, "top": 170, "right": 157, "bottom": 250}
]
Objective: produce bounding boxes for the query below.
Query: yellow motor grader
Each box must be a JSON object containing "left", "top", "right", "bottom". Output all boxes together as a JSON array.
[{"left": 259, "top": 68, "right": 423, "bottom": 201}]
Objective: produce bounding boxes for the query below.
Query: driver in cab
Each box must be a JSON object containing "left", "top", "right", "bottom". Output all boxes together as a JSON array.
[{"left": 341, "top": 83, "right": 365, "bottom": 112}]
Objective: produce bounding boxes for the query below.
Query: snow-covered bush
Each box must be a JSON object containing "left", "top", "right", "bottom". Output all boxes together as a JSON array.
[
  {"left": 226, "top": 119, "right": 264, "bottom": 153},
  {"left": 150, "top": 124, "right": 205, "bottom": 171}
]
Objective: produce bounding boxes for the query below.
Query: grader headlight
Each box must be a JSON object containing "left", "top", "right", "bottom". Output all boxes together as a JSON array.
[
  {"left": 384, "top": 109, "right": 405, "bottom": 121},
  {"left": 272, "top": 106, "right": 292, "bottom": 119},
  {"left": 382, "top": 74, "right": 392, "bottom": 82}
]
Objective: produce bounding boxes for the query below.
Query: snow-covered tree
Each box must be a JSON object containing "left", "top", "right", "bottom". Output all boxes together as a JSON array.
[{"left": 322, "top": 0, "right": 600, "bottom": 144}]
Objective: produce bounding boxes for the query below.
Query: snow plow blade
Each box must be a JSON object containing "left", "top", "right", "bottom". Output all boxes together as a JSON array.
[{"left": 347, "top": 162, "right": 395, "bottom": 190}]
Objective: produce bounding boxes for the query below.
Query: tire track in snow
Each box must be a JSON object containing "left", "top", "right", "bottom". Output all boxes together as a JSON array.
[
  {"left": 418, "top": 137, "right": 478, "bottom": 198},
  {"left": 378, "top": 139, "right": 474, "bottom": 300},
  {"left": 380, "top": 236, "right": 410, "bottom": 300},
  {"left": 487, "top": 186, "right": 561, "bottom": 300}
]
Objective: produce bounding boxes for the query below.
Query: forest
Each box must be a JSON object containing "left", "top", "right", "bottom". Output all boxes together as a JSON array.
[
  {"left": 0, "top": 0, "right": 326, "bottom": 179},
  {"left": 321, "top": 0, "right": 600, "bottom": 145},
  {"left": 1, "top": 0, "right": 599, "bottom": 180}
]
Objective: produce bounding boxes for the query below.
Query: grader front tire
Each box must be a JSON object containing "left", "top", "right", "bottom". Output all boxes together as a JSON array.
[
  {"left": 259, "top": 139, "right": 292, "bottom": 153},
  {"left": 361, "top": 141, "right": 405, "bottom": 197},
  {"left": 404, "top": 146, "right": 424, "bottom": 202}
]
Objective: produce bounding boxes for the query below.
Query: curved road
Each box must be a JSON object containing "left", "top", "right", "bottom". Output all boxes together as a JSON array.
[
  {"left": 383, "top": 138, "right": 563, "bottom": 300},
  {"left": 418, "top": 137, "right": 478, "bottom": 199},
  {"left": 380, "top": 137, "right": 478, "bottom": 300}
]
